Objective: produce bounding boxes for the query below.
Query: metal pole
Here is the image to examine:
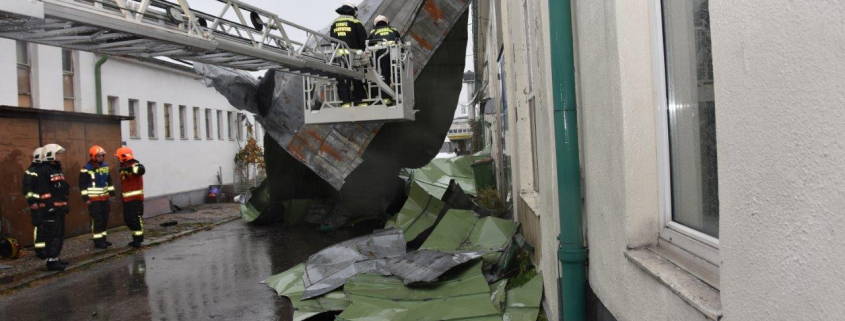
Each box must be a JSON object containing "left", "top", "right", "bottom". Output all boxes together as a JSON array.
[{"left": 548, "top": 0, "right": 587, "bottom": 320}]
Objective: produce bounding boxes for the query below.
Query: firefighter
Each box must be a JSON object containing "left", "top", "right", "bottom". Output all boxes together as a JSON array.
[
  {"left": 115, "top": 146, "right": 146, "bottom": 248},
  {"left": 34, "top": 144, "right": 70, "bottom": 271},
  {"left": 331, "top": 1, "right": 368, "bottom": 107},
  {"left": 79, "top": 145, "right": 115, "bottom": 249},
  {"left": 368, "top": 15, "right": 401, "bottom": 106},
  {"left": 22, "top": 147, "right": 46, "bottom": 259}
]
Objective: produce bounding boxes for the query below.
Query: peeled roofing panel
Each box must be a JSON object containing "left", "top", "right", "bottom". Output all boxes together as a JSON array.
[
  {"left": 503, "top": 274, "right": 544, "bottom": 321},
  {"left": 384, "top": 181, "right": 447, "bottom": 242},
  {"left": 265, "top": 263, "right": 350, "bottom": 321}
]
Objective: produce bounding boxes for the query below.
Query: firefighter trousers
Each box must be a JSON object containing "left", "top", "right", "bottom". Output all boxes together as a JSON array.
[
  {"left": 337, "top": 58, "right": 366, "bottom": 104},
  {"left": 123, "top": 200, "right": 144, "bottom": 244},
  {"left": 41, "top": 209, "right": 66, "bottom": 259},
  {"left": 31, "top": 209, "right": 46, "bottom": 258},
  {"left": 89, "top": 201, "right": 110, "bottom": 245},
  {"left": 370, "top": 50, "right": 394, "bottom": 102}
]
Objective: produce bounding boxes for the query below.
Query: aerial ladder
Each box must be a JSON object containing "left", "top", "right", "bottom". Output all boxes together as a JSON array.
[{"left": 0, "top": 0, "right": 416, "bottom": 124}]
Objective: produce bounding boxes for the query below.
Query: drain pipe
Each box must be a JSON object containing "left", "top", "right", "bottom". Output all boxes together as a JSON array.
[
  {"left": 94, "top": 55, "right": 109, "bottom": 114},
  {"left": 548, "top": 0, "right": 587, "bottom": 320}
]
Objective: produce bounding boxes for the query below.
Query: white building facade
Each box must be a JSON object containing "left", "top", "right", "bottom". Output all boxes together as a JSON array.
[
  {"left": 477, "top": 0, "right": 845, "bottom": 320},
  {"left": 1, "top": 39, "right": 262, "bottom": 216}
]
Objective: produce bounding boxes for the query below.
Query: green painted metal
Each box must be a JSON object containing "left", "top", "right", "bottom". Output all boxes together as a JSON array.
[
  {"left": 420, "top": 209, "right": 519, "bottom": 265},
  {"left": 548, "top": 0, "right": 588, "bottom": 320},
  {"left": 489, "top": 279, "right": 508, "bottom": 315},
  {"left": 337, "top": 261, "right": 501, "bottom": 321},
  {"left": 411, "top": 154, "right": 480, "bottom": 198},
  {"left": 384, "top": 181, "right": 447, "bottom": 242},
  {"left": 503, "top": 273, "right": 544, "bottom": 321},
  {"left": 265, "top": 263, "right": 351, "bottom": 321},
  {"left": 94, "top": 55, "right": 108, "bottom": 115}
]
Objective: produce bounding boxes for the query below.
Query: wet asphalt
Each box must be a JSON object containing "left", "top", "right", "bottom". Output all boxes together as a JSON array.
[{"left": 0, "top": 220, "right": 373, "bottom": 321}]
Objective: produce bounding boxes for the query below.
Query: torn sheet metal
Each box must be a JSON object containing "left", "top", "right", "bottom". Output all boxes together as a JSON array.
[
  {"left": 490, "top": 279, "right": 508, "bottom": 315},
  {"left": 302, "top": 229, "right": 405, "bottom": 299},
  {"left": 385, "top": 249, "right": 485, "bottom": 285},
  {"left": 265, "top": 263, "right": 350, "bottom": 321},
  {"left": 410, "top": 154, "right": 481, "bottom": 198},
  {"left": 503, "top": 274, "right": 544, "bottom": 321},
  {"left": 337, "top": 261, "right": 502, "bottom": 321},
  {"left": 384, "top": 181, "right": 448, "bottom": 243},
  {"left": 441, "top": 179, "right": 500, "bottom": 218},
  {"left": 420, "top": 209, "right": 520, "bottom": 265}
]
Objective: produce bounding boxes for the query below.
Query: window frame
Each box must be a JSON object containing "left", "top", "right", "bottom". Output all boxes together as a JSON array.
[
  {"left": 107, "top": 96, "right": 119, "bottom": 116},
  {"left": 164, "top": 104, "right": 174, "bottom": 139},
  {"left": 179, "top": 105, "right": 188, "bottom": 140},
  {"left": 217, "top": 110, "right": 223, "bottom": 140},
  {"left": 206, "top": 109, "right": 213, "bottom": 140},
  {"left": 227, "top": 111, "right": 234, "bottom": 140},
  {"left": 128, "top": 99, "right": 140, "bottom": 139},
  {"left": 147, "top": 102, "right": 158, "bottom": 139},
  {"left": 652, "top": 0, "right": 720, "bottom": 286},
  {"left": 193, "top": 107, "right": 201, "bottom": 140},
  {"left": 16, "top": 41, "right": 33, "bottom": 108},
  {"left": 61, "top": 49, "right": 75, "bottom": 111}
]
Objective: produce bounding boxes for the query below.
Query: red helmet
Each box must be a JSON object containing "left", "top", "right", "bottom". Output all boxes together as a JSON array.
[
  {"left": 114, "top": 146, "right": 134, "bottom": 163},
  {"left": 89, "top": 145, "right": 106, "bottom": 161}
]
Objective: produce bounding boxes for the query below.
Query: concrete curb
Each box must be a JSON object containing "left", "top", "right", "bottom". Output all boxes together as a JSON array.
[{"left": 0, "top": 215, "right": 242, "bottom": 295}]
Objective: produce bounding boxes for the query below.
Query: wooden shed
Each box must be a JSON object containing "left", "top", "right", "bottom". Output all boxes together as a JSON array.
[{"left": 0, "top": 106, "right": 131, "bottom": 247}]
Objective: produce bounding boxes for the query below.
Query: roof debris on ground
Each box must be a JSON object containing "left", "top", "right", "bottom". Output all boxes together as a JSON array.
[{"left": 265, "top": 154, "right": 542, "bottom": 320}]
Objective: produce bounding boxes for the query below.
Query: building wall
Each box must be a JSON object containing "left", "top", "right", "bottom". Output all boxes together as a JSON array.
[
  {"left": 712, "top": 1, "right": 845, "bottom": 320},
  {"left": 1, "top": 42, "right": 263, "bottom": 217}
]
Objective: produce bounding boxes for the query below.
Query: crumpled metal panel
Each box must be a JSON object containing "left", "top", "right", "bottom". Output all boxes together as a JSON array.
[
  {"left": 420, "top": 209, "right": 520, "bottom": 266},
  {"left": 302, "top": 228, "right": 405, "bottom": 299},
  {"left": 503, "top": 274, "right": 544, "bottom": 321},
  {"left": 489, "top": 279, "right": 508, "bottom": 315},
  {"left": 411, "top": 154, "right": 480, "bottom": 198},
  {"left": 265, "top": 263, "right": 350, "bottom": 321},
  {"left": 199, "top": 0, "right": 469, "bottom": 190},
  {"left": 338, "top": 261, "right": 502, "bottom": 321},
  {"left": 384, "top": 249, "right": 485, "bottom": 285},
  {"left": 384, "top": 181, "right": 448, "bottom": 243}
]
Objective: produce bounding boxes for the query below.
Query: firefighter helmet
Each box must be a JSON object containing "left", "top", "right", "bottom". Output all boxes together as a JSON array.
[
  {"left": 374, "top": 15, "right": 388, "bottom": 25},
  {"left": 343, "top": 1, "right": 357, "bottom": 9},
  {"left": 89, "top": 145, "right": 106, "bottom": 161},
  {"left": 41, "top": 144, "right": 66, "bottom": 162},
  {"left": 115, "top": 146, "right": 135, "bottom": 163},
  {"left": 32, "top": 147, "right": 43, "bottom": 163}
]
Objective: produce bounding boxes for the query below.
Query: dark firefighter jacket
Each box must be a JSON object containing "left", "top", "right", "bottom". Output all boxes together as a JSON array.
[
  {"left": 368, "top": 23, "right": 401, "bottom": 44},
  {"left": 331, "top": 6, "right": 367, "bottom": 51},
  {"left": 119, "top": 159, "right": 145, "bottom": 202},
  {"left": 34, "top": 162, "right": 70, "bottom": 212},
  {"left": 22, "top": 163, "right": 41, "bottom": 205},
  {"left": 79, "top": 161, "right": 115, "bottom": 202}
]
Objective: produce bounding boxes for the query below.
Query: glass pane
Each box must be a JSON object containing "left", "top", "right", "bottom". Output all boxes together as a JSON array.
[
  {"left": 165, "top": 105, "right": 172, "bottom": 138},
  {"left": 129, "top": 100, "right": 138, "bottom": 138},
  {"left": 663, "top": 0, "right": 719, "bottom": 238},
  {"left": 63, "top": 75, "right": 74, "bottom": 98},
  {"left": 17, "top": 66, "right": 31, "bottom": 94},
  {"left": 194, "top": 108, "right": 200, "bottom": 138},
  {"left": 180, "top": 106, "right": 186, "bottom": 138},
  {"left": 63, "top": 99, "right": 74, "bottom": 112},
  {"left": 16, "top": 41, "right": 28, "bottom": 65},
  {"left": 62, "top": 50, "right": 73, "bottom": 72},
  {"left": 18, "top": 94, "right": 32, "bottom": 108},
  {"left": 148, "top": 103, "right": 156, "bottom": 138}
]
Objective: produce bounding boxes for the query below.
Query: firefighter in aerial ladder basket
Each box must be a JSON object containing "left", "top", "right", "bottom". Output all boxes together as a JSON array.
[
  {"left": 115, "top": 147, "right": 146, "bottom": 248},
  {"left": 34, "top": 144, "right": 70, "bottom": 271},
  {"left": 23, "top": 147, "right": 46, "bottom": 259},
  {"left": 368, "top": 15, "right": 401, "bottom": 106},
  {"left": 79, "top": 145, "right": 115, "bottom": 249},
  {"left": 331, "top": 1, "right": 368, "bottom": 107}
]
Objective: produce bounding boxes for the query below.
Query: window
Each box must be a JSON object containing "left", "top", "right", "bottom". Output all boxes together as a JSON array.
[
  {"left": 206, "top": 109, "right": 213, "bottom": 139},
  {"left": 61, "top": 49, "right": 75, "bottom": 111},
  {"left": 128, "top": 99, "right": 140, "bottom": 139},
  {"left": 193, "top": 107, "right": 201, "bottom": 139},
  {"left": 529, "top": 98, "right": 540, "bottom": 192},
  {"left": 237, "top": 113, "right": 245, "bottom": 141},
  {"left": 217, "top": 110, "right": 223, "bottom": 140},
  {"left": 655, "top": 0, "right": 719, "bottom": 279},
  {"left": 147, "top": 102, "right": 158, "bottom": 139},
  {"left": 227, "top": 111, "right": 233, "bottom": 140},
  {"left": 106, "top": 96, "right": 118, "bottom": 115},
  {"left": 255, "top": 123, "right": 262, "bottom": 141},
  {"left": 522, "top": 0, "right": 534, "bottom": 93},
  {"left": 179, "top": 105, "right": 187, "bottom": 139},
  {"left": 164, "top": 104, "right": 173, "bottom": 139},
  {"left": 16, "top": 41, "right": 33, "bottom": 108}
]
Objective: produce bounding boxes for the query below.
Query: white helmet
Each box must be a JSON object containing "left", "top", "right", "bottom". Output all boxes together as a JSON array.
[
  {"left": 343, "top": 1, "right": 357, "bottom": 9},
  {"left": 32, "top": 147, "right": 43, "bottom": 163},
  {"left": 41, "top": 144, "right": 66, "bottom": 162},
  {"left": 374, "top": 15, "right": 388, "bottom": 25}
]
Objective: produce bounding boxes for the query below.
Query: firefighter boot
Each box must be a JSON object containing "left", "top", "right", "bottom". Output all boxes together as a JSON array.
[
  {"left": 94, "top": 238, "right": 108, "bottom": 249},
  {"left": 128, "top": 235, "right": 143, "bottom": 248},
  {"left": 103, "top": 236, "right": 113, "bottom": 247},
  {"left": 46, "top": 258, "right": 66, "bottom": 271}
]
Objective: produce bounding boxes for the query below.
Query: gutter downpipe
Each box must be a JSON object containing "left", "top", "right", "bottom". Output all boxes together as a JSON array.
[
  {"left": 94, "top": 55, "right": 108, "bottom": 114},
  {"left": 548, "top": 0, "right": 587, "bottom": 320}
]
